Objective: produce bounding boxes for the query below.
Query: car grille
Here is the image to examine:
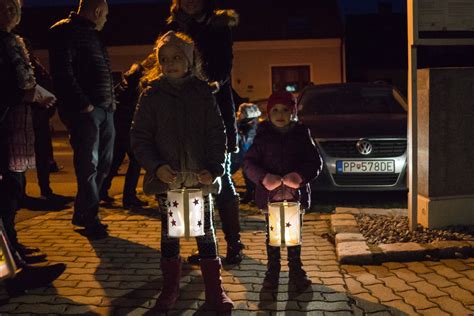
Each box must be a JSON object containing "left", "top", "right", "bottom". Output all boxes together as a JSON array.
[
  {"left": 332, "top": 174, "right": 400, "bottom": 186},
  {"left": 319, "top": 140, "right": 407, "bottom": 158}
]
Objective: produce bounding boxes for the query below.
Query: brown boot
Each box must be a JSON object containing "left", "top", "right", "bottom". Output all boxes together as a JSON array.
[
  {"left": 200, "top": 258, "right": 234, "bottom": 312},
  {"left": 155, "top": 257, "right": 182, "bottom": 311},
  {"left": 288, "top": 246, "right": 312, "bottom": 292},
  {"left": 262, "top": 245, "right": 280, "bottom": 290}
]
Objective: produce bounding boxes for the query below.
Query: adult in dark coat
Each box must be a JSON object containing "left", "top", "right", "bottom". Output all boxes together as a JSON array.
[
  {"left": 100, "top": 58, "right": 151, "bottom": 209},
  {"left": 165, "top": 0, "right": 243, "bottom": 264},
  {"left": 0, "top": 0, "right": 66, "bottom": 296},
  {"left": 49, "top": 0, "right": 115, "bottom": 238}
]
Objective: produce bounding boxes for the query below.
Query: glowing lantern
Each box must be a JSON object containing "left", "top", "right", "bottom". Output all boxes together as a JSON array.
[
  {"left": 166, "top": 188, "right": 205, "bottom": 239},
  {"left": 268, "top": 201, "right": 302, "bottom": 247},
  {"left": 0, "top": 220, "right": 17, "bottom": 280}
]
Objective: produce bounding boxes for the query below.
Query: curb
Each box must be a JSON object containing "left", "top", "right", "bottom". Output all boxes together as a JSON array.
[{"left": 331, "top": 213, "right": 474, "bottom": 265}]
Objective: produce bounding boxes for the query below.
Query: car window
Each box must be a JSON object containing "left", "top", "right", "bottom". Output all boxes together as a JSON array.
[{"left": 300, "top": 86, "right": 406, "bottom": 115}]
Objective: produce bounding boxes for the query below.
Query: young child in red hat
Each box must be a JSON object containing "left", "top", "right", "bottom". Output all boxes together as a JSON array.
[{"left": 244, "top": 91, "right": 323, "bottom": 292}]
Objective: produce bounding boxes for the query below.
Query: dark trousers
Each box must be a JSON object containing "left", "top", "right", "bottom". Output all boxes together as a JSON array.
[
  {"left": 215, "top": 153, "right": 241, "bottom": 245},
  {"left": 157, "top": 194, "right": 217, "bottom": 259},
  {"left": 101, "top": 137, "right": 141, "bottom": 200},
  {"left": 0, "top": 171, "right": 25, "bottom": 248},
  {"left": 32, "top": 108, "right": 54, "bottom": 196},
  {"left": 69, "top": 107, "right": 115, "bottom": 224}
]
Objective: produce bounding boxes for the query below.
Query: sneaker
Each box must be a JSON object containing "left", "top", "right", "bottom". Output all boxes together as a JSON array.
[
  {"left": 21, "top": 253, "right": 48, "bottom": 264},
  {"left": 81, "top": 224, "right": 109, "bottom": 239},
  {"left": 123, "top": 195, "right": 148, "bottom": 209},
  {"left": 223, "top": 241, "right": 244, "bottom": 265},
  {"left": 49, "top": 162, "right": 64, "bottom": 173},
  {"left": 5, "top": 263, "right": 66, "bottom": 297},
  {"left": 100, "top": 194, "right": 115, "bottom": 204},
  {"left": 16, "top": 243, "right": 40, "bottom": 256},
  {"left": 72, "top": 213, "right": 108, "bottom": 230}
]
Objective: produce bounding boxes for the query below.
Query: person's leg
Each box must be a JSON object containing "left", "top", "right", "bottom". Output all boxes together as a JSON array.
[
  {"left": 197, "top": 194, "right": 233, "bottom": 311},
  {"left": 122, "top": 150, "right": 147, "bottom": 208},
  {"left": 0, "top": 171, "right": 24, "bottom": 249},
  {"left": 95, "top": 109, "right": 115, "bottom": 204},
  {"left": 155, "top": 194, "right": 181, "bottom": 311},
  {"left": 69, "top": 108, "right": 103, "bottom": 228},
  {"left": 287, "top": 214, "right": 311, "bottom": 291},
  {"left": 32, "top": 109, "right": 53, "bottom": 197},
  {"left": 100, "top": 140, "right": 126, "bottom": 202},
  {"left": 215, "top": 153, "right": 243, "bottom": 264},
  {"left": 263, "top": 214, "right": 281, "bottom": 290}
]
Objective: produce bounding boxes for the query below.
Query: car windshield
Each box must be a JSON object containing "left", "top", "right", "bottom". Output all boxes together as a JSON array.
[{"left": 300, "top": 86, "right": 407, "bottom": 115}]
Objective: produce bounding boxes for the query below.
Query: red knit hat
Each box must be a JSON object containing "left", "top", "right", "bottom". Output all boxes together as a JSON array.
[{"left": 267, "top": 91, "right": 297, "bottom": 115}]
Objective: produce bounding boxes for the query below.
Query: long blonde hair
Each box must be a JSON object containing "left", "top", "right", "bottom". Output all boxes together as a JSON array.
[{"left": 140, "top": 32, "right": 206, "bottom": 88}]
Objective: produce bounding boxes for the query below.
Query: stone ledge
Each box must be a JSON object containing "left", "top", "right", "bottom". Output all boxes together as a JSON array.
[{"left": 331, "top": 212, "right": 474, "bottom": 265}]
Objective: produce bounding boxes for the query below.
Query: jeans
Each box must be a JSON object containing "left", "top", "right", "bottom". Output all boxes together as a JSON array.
[
  {"left": 69, "top": 107, "right": 115, "bottom": 224},
  {"left": 0, "top": 171, "right": 25, "bottom": 247},
  {"left": 32, "top": 108, "right": 54, "bottom": 196}
]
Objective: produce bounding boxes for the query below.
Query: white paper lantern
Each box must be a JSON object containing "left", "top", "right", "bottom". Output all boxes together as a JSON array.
[
  {"left": 0, "top": 220, "right": 17, "bottom": 280},
  {"left": 268, "top": 201, "right": 302, "bottom": 247},
  {"left": 166, "top": 188, "right": 205, "bottom": 239}
]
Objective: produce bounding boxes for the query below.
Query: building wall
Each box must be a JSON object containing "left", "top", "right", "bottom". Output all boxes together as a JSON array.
[
  {"left": 34, "top": 38, "right": 343, "bottom": 131},
  {"left": 232, "top": 39, "right": 343, "bottom": 101}
]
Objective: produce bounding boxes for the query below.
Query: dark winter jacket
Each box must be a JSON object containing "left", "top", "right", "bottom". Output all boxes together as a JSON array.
[
  {"left": 130, "top": 74, "right": 226, "bottom": 195},
  {"left": 114, "top": 64, "right": 143, "bottom": 146},
  {"left": 48, "top": 12, "right": 115, "bottom": 119},
  {"left": 244, "top": 121, "right": 323, "bottom": 209},
  {"left": 166, "top": 10, "right": 239, "bottom": 152}
]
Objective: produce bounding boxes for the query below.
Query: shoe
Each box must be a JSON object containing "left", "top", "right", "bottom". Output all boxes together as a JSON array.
[
  {"left": 187, "top": 249, "right": 200, "bottom": 265},
  {"left": 239, "top": 192, "right": 254, "bottom": 204},
  {"left": 41, "top": 192, "right": 73, "bottom": 203},
  {"left": 81, "top": 224, "right": 109, "bottom": 239},
  {"left": 5, "top": 263, "right": 66, "bottom": 297},
  {"left": 200, "top": 258, "right": 234, "bottom": 312},
  {"left": 72, "top": 213, "right": 108, "bottom": 229},
  {"left": 49, "top": 162, "right": 64, "bottom": 173},
  {"left": 288, "top": 246, "right": 312, "bottom": 292},
  {"left": 123, "top": 195, "right": 148, "bottom": 209},
  {"left": 262, "top": 245, "right": 281, "bottom": 290},
  {"left": 223, "top": 241, "right": 244, "bottom": 265},
  {"left": 16, "top": 243, "right": 40, "bottom": 256},
  {"left": 100, "top": 194, "right": 115, "bottom": 204},
  {"left": 21, "top": 253, "right": 48, "bottom": 264},
  {"left": 155, "top": 257, "right": 182, "bottom": 311}
]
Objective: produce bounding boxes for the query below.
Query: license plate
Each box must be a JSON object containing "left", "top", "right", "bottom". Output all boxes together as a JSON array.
[{"left": 336, "top": 160, "right": 395, "bottom": 173}]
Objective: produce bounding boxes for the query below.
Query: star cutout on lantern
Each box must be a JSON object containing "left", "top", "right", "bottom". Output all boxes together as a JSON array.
[
  {"left": 171, "top": 220, "right": 177, "bottom": 226},
  {"left": 173, "top": 201, "right": 179, "bottom": 208},
  {"left": 286, "top": 222, "right": 291, "bottom": 228},
  {"left": 168, "top": 210, "right": 173, "bottom": 217},
  {"left": 167, "top": 201, "right": 171, "bottom": 207},
  {"left": 197, "top": 220, "right": 202, "bottom": 227},
  {"left": 270, "top": 226, "right": 274, "bottom": 231},
  {"left": 193, "top": 198, "right": 199, "bottom": 205}
]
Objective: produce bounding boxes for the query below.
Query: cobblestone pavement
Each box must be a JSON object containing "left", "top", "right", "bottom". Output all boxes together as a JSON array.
[{"left": 1, "top": 146, "right": 474, "bottom": 315}]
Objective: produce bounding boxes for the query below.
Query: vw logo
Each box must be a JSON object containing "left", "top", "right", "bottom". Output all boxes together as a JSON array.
[{"left": 356, "top": 139, "right": 373, "bottom": 155}]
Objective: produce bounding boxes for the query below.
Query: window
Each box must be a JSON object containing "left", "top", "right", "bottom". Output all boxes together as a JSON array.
[{"left": 271, "top": 65, "right": 311, "bottom": 93}]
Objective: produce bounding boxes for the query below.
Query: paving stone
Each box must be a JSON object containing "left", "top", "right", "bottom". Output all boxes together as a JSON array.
[
  {"left": 354, "top": 273, "right": 383, "bottom": 286},
  {"left": 440, "top": 259, "right": 472, "bottom": 271},
  {"left": 419, "top": 273, "right": 457, "bottom": 288},
  {"left": 383, "top": 299, "right": 417, "bottom": 316},
  {"left": 397, "top": 290, "right": 436, "bottom": 310},
  {"left": 379, "top": 276, "right": 414, "bottom": 292},
  {"left": 365, "top": 284, "right": 402, "bottom": 302},
  {"left": 430, "top": 240, "right": 472, "bottom": 258},
  {"left": 365, "top": 266, "right": 394, "bottom": 278},
  {"left": 303, "top": 301, "right": 352, "bottom": 312},
  {"left": 442, "top": 285, "right": 474, "bottom": 305},
  {"left": 378, "top": 243, "right": 428, "bottom": 261},
  {"left": 404, "top": 262, "right": 434, "bottom": 275},
  {"left": 409, "top": 280, "right": 448, "bottom": 298},
  {"left": 336, "top": 241, "right": 373, "bottom": 264},
  {"left": 418, "top": 307, "right": 450, "bottom": 316},
  {"left": 391, "top": 268, "right": 424, "bottom": 283},
  {"left": 431, "top": 296, "right": 474, "bottom": 315},
  {"left": 344, "top": 277, "right": 368, "bottom": 295},
  {"left": 382, "top": 262, "right": 406, "bottom": 270},
  {"left": 451, "top": 277, "right": 474, "bottom": 293},
  {"left": 331, "top": 214, "right": 356, "bottom": 221},
  {"left": 429, "top": 264, "right": 465, "bottom": 280}
]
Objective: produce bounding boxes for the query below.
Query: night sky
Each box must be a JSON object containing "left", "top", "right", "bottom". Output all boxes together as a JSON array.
[{"left": 25, "top": 0, "right": 406, "bottom": 13}]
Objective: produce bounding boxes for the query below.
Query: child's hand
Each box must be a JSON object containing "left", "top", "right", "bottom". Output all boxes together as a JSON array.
[
  {"left": 156, "top": 164, "right": 177, "bottom": 184},
  {"left": 282, "top": 172, "right": 303, "bottom": 189},
  {"left": 262, "top": 173, "right": 282, "bottom": 191},
  {"left": 197, "top": 170, "right": 214, "bottom": 185}
]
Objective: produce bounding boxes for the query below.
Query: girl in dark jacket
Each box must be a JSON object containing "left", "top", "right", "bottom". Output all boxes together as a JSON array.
[
  {"left": 131, "top": 31, "right": 233, "bottom": 312},
  {"left": 244, "top": 91, "right": 323, "bottom": 292},
  {"left": 165, "top": 0, "right": 244, "bottom": 264}
]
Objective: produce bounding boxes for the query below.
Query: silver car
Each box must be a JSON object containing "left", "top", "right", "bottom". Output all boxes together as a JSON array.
[{"left": 298, "top": 83, "right": 408, "bottom": 191}]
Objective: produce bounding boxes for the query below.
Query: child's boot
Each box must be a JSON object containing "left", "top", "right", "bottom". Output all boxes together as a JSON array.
[
  {"left": 263, "top": 245, "right": 281, "bottom": 289},
  {"left": 288, "top": 246, "right": 312, "bottom": 292},
  {"left": 155, "top": 256, "right": 182, "bottom": 311},
  {"left": 200, "top": 257, "right": 234, "bottom": 311}
]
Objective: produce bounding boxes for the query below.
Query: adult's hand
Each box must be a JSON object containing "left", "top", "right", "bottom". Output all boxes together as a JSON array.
[
  {"left": 34, "top": 84, "right": 57, "bottom": 108},
  {"left": 80, "top": 104, "right": 94, "bottom": 113},
  {"left": 156, "top": 164, "right": 177, "bottom": 184}
]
